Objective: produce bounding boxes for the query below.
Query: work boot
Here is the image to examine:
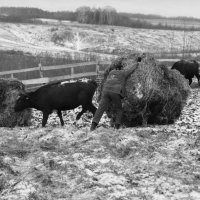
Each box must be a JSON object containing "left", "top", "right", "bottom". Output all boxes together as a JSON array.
[{"left": 90, "top": 122, "right": 98, "bottom": 131}]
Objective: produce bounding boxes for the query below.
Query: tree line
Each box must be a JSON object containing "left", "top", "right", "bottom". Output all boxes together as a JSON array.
[
  {"left": 0, "top": 6, "right": 200, "bottom": 31},
  {"left": 0, "top": 7, "right": 76, "bottom": 21}
]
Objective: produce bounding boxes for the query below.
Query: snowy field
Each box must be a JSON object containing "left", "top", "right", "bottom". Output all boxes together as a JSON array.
[
  {"left": 0, "top": 22, "right": 200, "bottom": 59},
  {"left": 0, "top": 83, "right": 200, "bottom": 199}
]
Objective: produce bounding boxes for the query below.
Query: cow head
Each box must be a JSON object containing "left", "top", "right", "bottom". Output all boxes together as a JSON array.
[{"left": 14, "top": 93, "right": 31, "bottom": 112}]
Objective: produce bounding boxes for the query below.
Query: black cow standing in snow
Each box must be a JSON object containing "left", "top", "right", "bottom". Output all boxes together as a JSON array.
[
  {"left": 171, "top": 60, "right": 200, "bottom": 85},
  {"left": 14, "top": 80, "right": 97, "bottom": 127}
]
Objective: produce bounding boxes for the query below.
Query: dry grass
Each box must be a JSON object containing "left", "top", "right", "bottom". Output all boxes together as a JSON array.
[
  {"left": 0, "top": 87, "right": 199, "bottom": 199},
  {"left": 0, "top": 78, "right": 31, "bottom": 127},
  {"left": 0, "top": 115, "right": 200, "bottom": 199},
  {"left": 99, "top": 54, "right": 191, "bottom": 127}
]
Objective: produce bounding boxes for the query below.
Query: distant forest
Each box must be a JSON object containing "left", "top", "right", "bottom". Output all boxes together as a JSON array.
[{"left": 0, "top": 7, "right": 200, "bottom": 30}]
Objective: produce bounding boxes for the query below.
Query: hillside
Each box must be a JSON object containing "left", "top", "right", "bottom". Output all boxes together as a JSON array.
[{"left": 0, "top": 21, "right": 200, "bottom": 60}]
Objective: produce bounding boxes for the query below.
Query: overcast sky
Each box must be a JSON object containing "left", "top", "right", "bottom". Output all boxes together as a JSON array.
[{"left": 0, "top": 0, "right": 200, "bottom": 18}]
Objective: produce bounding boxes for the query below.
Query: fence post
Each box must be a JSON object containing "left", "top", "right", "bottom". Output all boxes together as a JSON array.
[
  {"left": 71, "top": 67, "right": 74, "bottom": 79},
  {"left": 94, "top": 61, "right": 102, "bottom": 100},
  {"left": 96, "top": 61, "right": 100, "bottom": 75},
  {"left": 95, "top": 61, "right": 103, "bottom": 86},
  {"left": 10, "top": 73, "right": 14, "bottom": 79},
  {"left": 39, "top": 63, "right": 43, "bottom": 78}
]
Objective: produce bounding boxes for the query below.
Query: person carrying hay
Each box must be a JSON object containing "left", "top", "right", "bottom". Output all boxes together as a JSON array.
[{"left": 90, "top": 62, "right": 139, "bottom": 131}]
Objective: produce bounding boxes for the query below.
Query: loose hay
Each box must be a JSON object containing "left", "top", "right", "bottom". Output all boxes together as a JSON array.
[
  {"left": 98, "top": 53, "right": 191, "bottom": 127},
  {"left": 0, "top": 78, "right": 31, "bottom": 127}
]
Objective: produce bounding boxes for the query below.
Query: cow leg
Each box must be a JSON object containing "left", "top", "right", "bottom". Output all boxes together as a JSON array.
[
  {"left": 87, "top": 104, "right": 97, "bottom": 116},
  {"left": 195, "top": 73, "right": 200, "bottom": 85},
  {"left": 42, "top": 111, "right": 50, "bottom": 127},
  {"left": 76, "top": 108, "right": 87, "bottom": 120},
  {"left": 76, "top": 104, "right": 97, "bottom": 120},
  {"left": 57, "top": 110, "right": 64, "bottom": 126},
  {"left": 188, "top": 78, "right": 192, "bottom": 85}
]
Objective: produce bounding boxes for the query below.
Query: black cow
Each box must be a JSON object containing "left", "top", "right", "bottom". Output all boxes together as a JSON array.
[
  {"left": 171, "top": 60, "right": 200, "bottom": 85},
  {"left": 14, "top": 80, "right": 97, "bottom": 127}
]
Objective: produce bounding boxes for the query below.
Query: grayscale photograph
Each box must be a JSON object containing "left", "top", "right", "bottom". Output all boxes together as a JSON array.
[{"left": 0, "top": 0, "right": 199, "bottom": 199}]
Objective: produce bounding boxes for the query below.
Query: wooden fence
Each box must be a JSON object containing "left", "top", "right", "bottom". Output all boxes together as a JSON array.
[
  {"left": 0, "top": 61, "right": 110, "bottom": 84},
  {"left": 0, "top": 58, "right": 180, "bottom": 87}
]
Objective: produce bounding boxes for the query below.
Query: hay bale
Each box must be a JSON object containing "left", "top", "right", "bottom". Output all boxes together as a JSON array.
[
  {"left": 0, "top": 78, "right": 31, "bottom": 127},
  {"left": 98, "top": 53, "right": 191, "bottom": 127}
]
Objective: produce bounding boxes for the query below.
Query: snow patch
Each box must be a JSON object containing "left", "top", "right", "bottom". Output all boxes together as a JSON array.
[{"left": 97, "top": 173, "right": 127, "bottom": 186}]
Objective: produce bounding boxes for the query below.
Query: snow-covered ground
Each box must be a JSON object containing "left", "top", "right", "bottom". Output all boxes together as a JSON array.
[
  {"left": 1, "top": 21, "right": 200, "bottom": 199},
  {"left": 0, "top": 22, "right": 200, "bottom": 59},
  {"left": 0, "top": 84, "right": 200, "bottom": 200}
]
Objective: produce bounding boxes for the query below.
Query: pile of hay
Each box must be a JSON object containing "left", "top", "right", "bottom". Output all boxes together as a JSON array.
[
  {"left": 98, "top": 53, "right": 191, "bottom": 127},
  {"left": 0, "top": 78, "right": 31, "bottom": 127}
]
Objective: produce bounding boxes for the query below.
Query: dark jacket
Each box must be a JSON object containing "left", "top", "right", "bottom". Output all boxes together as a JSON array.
[{"left": 103, "top": 64, "right": 138, "bottom": 97}]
